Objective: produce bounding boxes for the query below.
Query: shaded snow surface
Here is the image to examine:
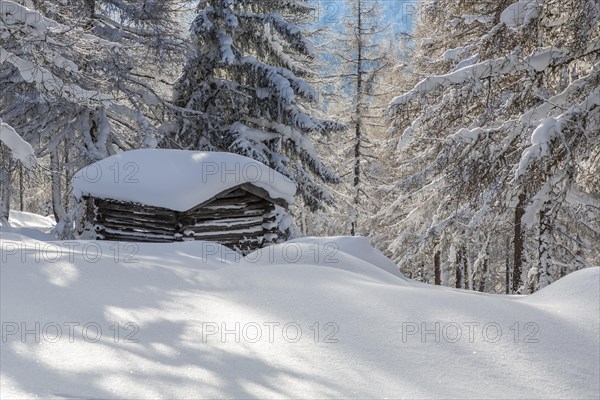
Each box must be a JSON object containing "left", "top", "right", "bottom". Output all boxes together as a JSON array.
[{"left": 1, "top": 220, "right": 598, "bottom": 399}]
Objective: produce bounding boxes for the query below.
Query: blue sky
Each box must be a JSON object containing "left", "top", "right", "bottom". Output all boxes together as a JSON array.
[{"left": 309, "top": 0, "right": 417, "bottom": 35}]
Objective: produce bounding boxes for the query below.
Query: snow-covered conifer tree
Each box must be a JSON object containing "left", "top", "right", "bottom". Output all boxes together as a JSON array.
[
  {"left": 172, "top": 0, "right": 344, "bottom": 211},
  {"left": 383, "top": 0, "right": 600, "bottom": 292},
  {"left": 0, "top": 0, "right": 183, "bottom": 225}
]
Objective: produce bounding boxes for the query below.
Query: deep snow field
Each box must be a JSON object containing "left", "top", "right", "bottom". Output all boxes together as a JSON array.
[{"left": 1, "top": 211, "right": 599, "bottom": 399}]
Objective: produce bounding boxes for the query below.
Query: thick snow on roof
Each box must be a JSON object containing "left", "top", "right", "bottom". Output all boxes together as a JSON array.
[{"left": 72, "top": 149, "right": 296, "bottom": 211}]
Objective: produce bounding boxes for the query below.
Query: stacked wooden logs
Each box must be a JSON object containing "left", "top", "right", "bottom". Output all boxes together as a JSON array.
[
  {"left": 93, "top": 198, "right": 178, "bottom": 242},
  {"left": 87, "top": 185, "right": 281, "bottom": 253}
]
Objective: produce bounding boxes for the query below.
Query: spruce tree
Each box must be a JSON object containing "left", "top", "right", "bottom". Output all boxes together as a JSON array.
[{"left": 172, "top": 0, "right": 344, "bottom": 210}]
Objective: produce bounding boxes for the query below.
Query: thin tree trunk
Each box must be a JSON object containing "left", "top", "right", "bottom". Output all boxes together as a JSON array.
[
  {"left": 465, "top": 246, "right": 472, "bottom": 290},
  {"left": 84, "top": 0, "right": 96, "bottom": 28},
  {"left": 512, "top": 193, "right": 526, "bottom": 293},
  {"left": 50, "top": 149, "right": 66, "bottom": 222},
  {"left": 455, "top": 246, "right": 463, "bottom": 289},
  {"left": 505, "top": 236, "right": 511, "bottom": 294},
  {"left": 350, "top": 0, "right": 364, "bottom": 237},
  {"left": 63, "top": 139, "right": 70, "bottom": 213},
  {"left": 478, "top": 258, "right": 488, "bottom": 292},
  {"left": 0, "top": 153, "right": 12, "bottom": 225},
  {"left": 434, "top": 248, "right": 441, "bottom": 285},
  {"left": 537, "top": 203, "right": 553, "bottom": 290},
  {"left": 19, "top": 163, "right": 24, "bottom": 211}
]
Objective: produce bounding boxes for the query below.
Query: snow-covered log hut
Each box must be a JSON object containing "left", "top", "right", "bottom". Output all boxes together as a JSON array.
[{"left": 72, "top": 149, "right": 296, "bottom": 253}]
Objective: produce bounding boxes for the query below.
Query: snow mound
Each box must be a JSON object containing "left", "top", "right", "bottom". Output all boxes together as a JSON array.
[
  {"left": 523, "top": 267, "right": 600, "bottom": 312},
  {"left": 72, "top": 149, "right": 297, "bottom": 211},
  {"left": 0, "top": 229, "right": 55, "bottom": 243},
  {"left": 241, "top": 238, "right": 409, "bottom": 284},
  {"left": 6, "top": 210, "right": 55, "bottom": 230},
  {"left": 289, "top": 236, "right": 407, "bottom": 279},
  {"left": 0, "top": 211, "right": 56, "bottom": 241}
]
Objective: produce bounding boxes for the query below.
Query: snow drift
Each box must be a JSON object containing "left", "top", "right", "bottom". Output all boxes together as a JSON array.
[{"left": 1, "top": 222, "right": 598, "bottom": 399}]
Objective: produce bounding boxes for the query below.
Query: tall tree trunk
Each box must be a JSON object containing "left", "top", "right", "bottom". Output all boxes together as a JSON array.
[
  {"left": 84, "top": 0, "right": 96, "bottom": 29},
  {"left": 0, "top": 151, "right": 12, "bottom": 225},
  {"left": 50, "top": 148, "right": 66, "bottom": 222},
  {"left": 478, "top": 257, "right": 488, "bottom": 292},
  {"left": 512, "top": 193, "right": 526, "bottom": 293},
  {"left": 63, "top": 139, "right": 70, "bottom": 213},
  {"left": 19, "top": 163, "right": 24, "bottom": 211},
  {"left": 476, "top": 238, "right": 490, "bottom": 293},
  {"left": 537, "top": 203, "right": 553, "bottom": 290},
  {"left": 434, "top": 248, "right": 441, "bottom": 285},
  {"left": 455, "top": 246, "right": 463, "bottom": 289},
  {"left": 505, "top": 236, "right": 511, "bottom": 294},
  {"left": 350, "top": 0, "right": 364, "bottom": 237},
  {"left": 465, "top": 246, "right": 472, "bottom": 290}
]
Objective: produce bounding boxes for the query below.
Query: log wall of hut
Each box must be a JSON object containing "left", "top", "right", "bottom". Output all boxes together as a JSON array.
[{"left": 86, "top": 185, "right": 282, "bottom": 253}]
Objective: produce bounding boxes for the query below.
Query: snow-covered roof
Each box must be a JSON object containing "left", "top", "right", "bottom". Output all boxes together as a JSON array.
[{"left": 72, "top": 149, "right": 296, "bottom": 211}]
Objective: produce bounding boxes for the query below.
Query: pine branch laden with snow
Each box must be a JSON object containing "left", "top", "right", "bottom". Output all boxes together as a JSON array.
[
  {"left": 0, "top": 119, "right": 36, "bottom": 170},
  {"left": 381, "top": 0, "right": 600, "bottom": 291},
  {"left": 0, "top": 0, "right": 183, "bottom": 225},
  {"left": 172, "top": 0, "right": 344, "bottom": 212},
  {"left": 0, "top": 118, "right": 37, "bottom": 224}
]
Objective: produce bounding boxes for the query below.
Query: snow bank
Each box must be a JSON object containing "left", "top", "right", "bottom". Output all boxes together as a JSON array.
[
  {"left": 1, "top": 227, "right": 598, "bottom": 398},
  {"left": 242, "top": 236, "right": 409, "bottom": 284},
  {"left": 523, "top": 267, "right": 600, "bottom": 312},
  {"left": 5, "top": 210, "right": 55, "bottom": 230},
  {"left": 288, "top": 236, "right": 408, "bottom": 280},
  {"left": 0, "top": 211, "right": 56, "bottom": 241},
  {"left": 72, "top": 149, "right": 297, "bottom": 211}
]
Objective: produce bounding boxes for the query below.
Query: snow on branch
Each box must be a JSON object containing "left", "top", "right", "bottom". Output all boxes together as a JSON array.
[
  {"left": 389, "top": 47, "right": 571, "bottom": 109},
  {"left": 521, "top": 169, "right": 567, "bottom": 227},
  {"left": 0, "top": 1, "right": 61, "bottom": 34},
  {"left": 520, "top": 66, "right": 600, "bottom": 124},
  {"left": 517, "top": 87, "right": 600, "bottom": 177},
  {"left": 242, "top": 56, "right": 316, "bottom": 103},
  {"left": 0, "top": 1, "right": 120, "bottom": 48},
  {"left": 500, "top": 0, "right": 544, "bottom": 29},
  {"left": 0, "top": 48, "right": 114, "bottom": 106},
  {"left": 238, "top": 12, "right": 315, "bottom": 56},
  {"left": 0, "top": 118, "right": 36, "bottom": 169}
]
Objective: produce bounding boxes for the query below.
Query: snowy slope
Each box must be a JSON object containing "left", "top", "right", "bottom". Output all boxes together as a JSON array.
[
  {"left": 0, "top": 211, "right": 56, "bottom": 241},
  {"left": 244, "top": 236, "right": 410, "bottom": 281},
  {"left": 1, "top": 230, "right": 598, "bottom": 399},
  {"left": 72, "top": 149, "right": 297, "bottom": 211},
  {"left": 3, "top": 211, "right": 55, "bottom": 230}
]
